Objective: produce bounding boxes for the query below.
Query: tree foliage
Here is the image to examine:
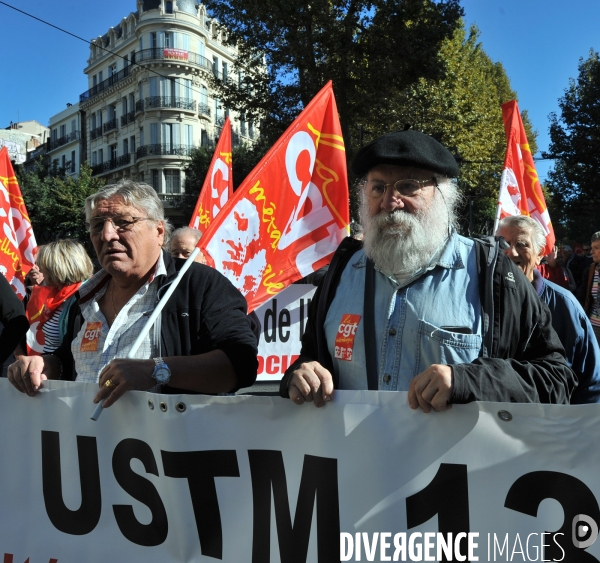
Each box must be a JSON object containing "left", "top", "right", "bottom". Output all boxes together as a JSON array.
[
  {"left": 203, "top": 0, "right": 463, "bottom": 157},
  {"left": 16, "top": 161, "right": 105, "bottom": 251},
  {"left": 376, "top": 23, "right": 537, "bottom": 235},
  {"left": 545, "top": 49, "right": 600, "bottom": 241}
]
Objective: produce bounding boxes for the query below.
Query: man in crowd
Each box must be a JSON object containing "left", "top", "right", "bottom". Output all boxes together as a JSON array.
[
  {"left": 497, "top": 215, "right": 600, "bottom": 403},
  {"left": 579, "top": 232, "right": 600, "bottom": 344},
  {"left": 280, "top": 130, "right": 575, "bottom": 410},
  {"left": 8, "top": 181, "right": 258, "bottom": 407},
  {"left": 538, "top": 246, "right": 575, "bottom": 292},
  {"left": 170, "top": 226, "right": 206, "bottom": 264}
]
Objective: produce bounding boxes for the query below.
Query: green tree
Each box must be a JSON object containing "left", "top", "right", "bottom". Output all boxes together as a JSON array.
[
  {"left": 367, "top": 24, "right": 537, "bottom": 235},
  {"left": 545, "top": 49, "right": 600, "bottom": 241},
  {"left": 17, "top": 161, "right": 105, "bottom": 250},
  {"left": 203, "top": 0, "right": 463, "bottom": 158}
]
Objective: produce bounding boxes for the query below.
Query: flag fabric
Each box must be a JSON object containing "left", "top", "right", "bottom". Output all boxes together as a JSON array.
[
  {"left": 0, "top": 147, "right": 37, "bottom": 297},
  {"left": 496, "top": 100, "right": 555, "bottom": 254},
  {"left": 189, "top": 117, "right": 233, "bottom": 233},
  {"left": 200, "top": 81, "right": 350, "bottom": 312}
]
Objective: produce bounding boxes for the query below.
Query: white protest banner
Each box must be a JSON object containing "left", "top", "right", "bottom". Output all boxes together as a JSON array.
[
  {"left": 1, "top": 379, "right": 600, "bottom": 562},
  {"left": 254, "top": 284, "right": 316, "bottom": 381}
]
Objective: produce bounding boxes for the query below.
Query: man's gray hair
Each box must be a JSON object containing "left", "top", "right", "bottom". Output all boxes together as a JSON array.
[
  {"left": 497, "top": 215, "right": 546, "bottom": 255},
  {"left": 85, "top": 180, "right": 172, "bottom": 238},
  {"left": 591, "top": 232, "right": 600, "bottom": 243},
  {"left": 171, "top": 226, "right": 202, "bottom": 245}
]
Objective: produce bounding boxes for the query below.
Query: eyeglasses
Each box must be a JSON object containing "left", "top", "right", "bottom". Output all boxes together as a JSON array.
[
  {"left": 361, "top": 177, "right": 436, "bottom": 199},
  {"left": 87, "top": 215, "right": 150, "bottom": 235}
]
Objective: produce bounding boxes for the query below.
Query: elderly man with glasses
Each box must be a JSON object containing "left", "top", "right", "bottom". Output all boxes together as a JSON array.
[
  {"left": 280, "top": 130, "right": 575, "bottom": 411},
  {"left": 8, "top": 181, "right": 258, "bottom": 406}
]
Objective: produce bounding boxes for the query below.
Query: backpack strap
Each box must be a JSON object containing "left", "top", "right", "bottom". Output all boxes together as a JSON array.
[{"left": 363, "top": 258, "right": 379, "bottom": 390}]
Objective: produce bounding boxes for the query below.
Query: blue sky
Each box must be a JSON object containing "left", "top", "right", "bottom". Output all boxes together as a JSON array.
[{"left": 1, "top": 0, "right": 599, "bottom": 182}]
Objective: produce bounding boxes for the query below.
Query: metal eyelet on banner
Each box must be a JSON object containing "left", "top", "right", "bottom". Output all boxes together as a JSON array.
[
  {"left": 160, "top": 402, "right": 168, "bottom": 412},
  {"left": 175, "top": 402, "right": 186, "bottom": 413},
  {"left": 148, "top": 400, "right": 154, "bottom": 410},
  {"left": 498, "top": 410, "right": 512, "bottom": 422}
]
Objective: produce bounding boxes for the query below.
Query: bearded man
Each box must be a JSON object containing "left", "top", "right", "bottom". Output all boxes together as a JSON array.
[{"left": 279, "top": 130, "right": 575, "bottom": 411}]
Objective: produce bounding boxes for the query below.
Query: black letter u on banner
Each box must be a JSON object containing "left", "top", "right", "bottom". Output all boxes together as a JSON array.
[{"left": 41, "top": 431, "right": 102, "bottom": 535}]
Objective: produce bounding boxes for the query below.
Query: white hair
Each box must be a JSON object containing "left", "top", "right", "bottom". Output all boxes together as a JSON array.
[{"left": 497, "top": 215, "right": 546, "bottom": 255}]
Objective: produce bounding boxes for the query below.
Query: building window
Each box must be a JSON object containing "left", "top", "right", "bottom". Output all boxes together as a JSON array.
[
  {"left": 123, "top": 138, "right": 129, "bottom": 156},
  {"left": 165, "top": 1, "right": 173, "bottom": 14},
  {"left": 71, "top": 119, "right": 77, "bottom": 133},
  {"left": 140, "top": 171, "right": 144, "bottom": 182},
  {"left": 99, "top": 148, "right": 104, "bottom": 163},
  {"left": 92, "top": 151, "right": 97, "bottom": 166},
  {"left": 201, "top": 130, "right": 208, "bottom": 147},
  {"left": 164, "top": 170, "right": 180, "bottom": 193},
  {"left": 60, "top": 124, "right": 66, "bottom": 139},
  {"left": 140, "top": 127, "right": 144, "bottom": 147},
  {"left": 71, "top": 150, "right": 76, "bottom": 173},
  {"left": 110, "top": 144, "right": 117, "bottom": 162},
  {"left": 61, "top": 155, "right": 66, "bottom": 170},
  {"left": 122, "top": 96, "right": 128, "bottom": 115},
  {"left": 213, "top": 56, "right": 219, "bottom": 77},
  {"left": 222, "top": 62, "right": 228, "bottom": 81},
  {"left": 130, "top": 135, "right": 136, "bottom": 154},
  {"left": 151, "top": 169, "right": 159, "bottom": 191}
]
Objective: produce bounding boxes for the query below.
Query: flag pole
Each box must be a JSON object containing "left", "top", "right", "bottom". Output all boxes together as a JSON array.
[{"left": 91, "top": 247, "right": 201, "bottom": 420}]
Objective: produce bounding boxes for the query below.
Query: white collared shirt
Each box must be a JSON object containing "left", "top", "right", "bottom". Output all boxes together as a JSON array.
[{"left": 71, "top": 254, "right": 167, "bottom": 383}]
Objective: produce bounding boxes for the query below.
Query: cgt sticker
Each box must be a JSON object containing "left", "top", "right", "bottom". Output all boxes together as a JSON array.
[
  {"left": 335, "top": 314, "right": 361, "bottom": 361},
  {"left": 80, "top": 322, "right": 103, "bottom": 352}
]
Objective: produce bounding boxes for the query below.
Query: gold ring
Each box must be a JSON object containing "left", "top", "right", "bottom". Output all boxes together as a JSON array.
[{"left": 105, "top": 379, "right": 116, "bottom": 389}]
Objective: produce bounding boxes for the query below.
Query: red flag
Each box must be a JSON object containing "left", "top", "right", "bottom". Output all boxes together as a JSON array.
[
  {"left": 189, "top": 117, "right": 233, "bottom": 233},
  {"left": 0, "top": 147, "right": 37, "bottom": 296},
  {"left": 497, "top": 100, "right": 555, "bottom": 254},
  {"left": 200, "top": 81, "right": 350, "bottom": 312}
]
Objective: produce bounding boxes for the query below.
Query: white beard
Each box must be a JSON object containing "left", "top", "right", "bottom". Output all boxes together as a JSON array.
[{"left": 361, "top": 192, "right": 450, "bottom": 277}]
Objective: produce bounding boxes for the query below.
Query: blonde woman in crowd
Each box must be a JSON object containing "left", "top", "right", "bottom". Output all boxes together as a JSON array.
[{"left": 17, "top": 240, "right": 93, "bottom": 356}]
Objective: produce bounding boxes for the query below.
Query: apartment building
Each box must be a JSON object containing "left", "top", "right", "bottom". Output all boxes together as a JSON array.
[
  {"left": 79, "top": 0, "right": 257, "bottom": 215},
  {"left": 47, "top": 103, "right": 82, "bottom": 177}
]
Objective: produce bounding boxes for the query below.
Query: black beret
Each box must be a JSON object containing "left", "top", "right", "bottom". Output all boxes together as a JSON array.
[{"left": 351, "top": 130, "right": 460, "bottom": 178}]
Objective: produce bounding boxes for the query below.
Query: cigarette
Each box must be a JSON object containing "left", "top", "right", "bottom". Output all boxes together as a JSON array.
[{"left": 90, "top": 399, "right": 105, "bottom": 421}]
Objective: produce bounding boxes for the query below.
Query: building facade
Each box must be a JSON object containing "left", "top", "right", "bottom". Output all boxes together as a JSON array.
[
  {"left": 79, "top": 0, "right": 256, "bottom": 216},
  {"left": 1, "top": 121, "right": 49, "bottom": 165},
  {"left": 47, "top": 103, "right": 82, "bottom": 177}
]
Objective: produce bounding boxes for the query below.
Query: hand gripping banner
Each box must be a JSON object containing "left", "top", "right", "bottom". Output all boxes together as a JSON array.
[
  {"left": 200, "top": 81, "right": 350, "bottom": 312},
  {"left": 495, "top": 100, "right": 555, "bottom": 254},
  {"left": 0, "top": 147, "right": 37, "bottom": 297},
  {"left": 189, "top": 116, "right": 233, "bottom": 233}
]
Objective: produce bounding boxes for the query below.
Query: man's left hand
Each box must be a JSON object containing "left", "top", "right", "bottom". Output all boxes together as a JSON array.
[
  {"left": 94, "top": 358, "right": 155, "bottom": 408},
  {"left": 408, "top": 364, "right": 453, "bottom": 413}
]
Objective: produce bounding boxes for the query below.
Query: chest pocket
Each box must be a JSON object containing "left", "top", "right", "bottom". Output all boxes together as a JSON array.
[{"left": 415, "top": 319, "right": 482, "bottom": 375}]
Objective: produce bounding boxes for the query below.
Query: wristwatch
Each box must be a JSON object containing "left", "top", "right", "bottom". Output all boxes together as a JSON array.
[{"left": 151, "top": 357, "right": 171, "bottom": 385}]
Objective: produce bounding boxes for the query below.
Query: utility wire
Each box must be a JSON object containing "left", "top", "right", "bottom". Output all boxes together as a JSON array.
[{"left": 0, "top": 0, "right": 237, "bottom": 113}]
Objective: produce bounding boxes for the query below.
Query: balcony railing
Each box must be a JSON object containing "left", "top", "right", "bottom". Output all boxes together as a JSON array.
[
  {"left": 135, "top": 48, "right": 211, "bottom": 72},
  {"left": 90, "top": 126, "right": 102, "bottom": 140},
  {"left": 103, "top": 119, "right": 118, "bottom": 133},
  {"left": 144, "top": 97, "right": 197, "bottom": 111},
  {"left": 80, "top": 65, "right": 131, "bottom": 103},
  {"left": 48, "top": 130, "right": 80, "bottom": 151},
  {"left": 215, "top": 116, "right": 226, "bottom": 127},
  {"left": 136, "top": 144, "right": 194, "bottom": 158},
  {"left": 198, "top": 103, "right": 211, "bottom": 116},
  {"left": 120, "top": 111, "right": 135, "bottom": 126},
  {"left": 135, "top": 99, "right": 145, "bottom": 113},
  {"left": 91, "top": 153, "right": 131, "bottom": 175},
  {"left": 158, "top": 193, "right": 184, "bottom": 204}
]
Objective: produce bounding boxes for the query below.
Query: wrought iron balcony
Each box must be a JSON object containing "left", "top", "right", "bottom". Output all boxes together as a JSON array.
[
  {"left": 103, "top": 119, "right": 118, "bottom": 133},
  {"left": 91, "top": 153, "right": 131, "bottom": 175},
  {"left": 136, "top": 144, "right": 194, "bottom": 158},
  {"left": 215, "top": 116, "right": 226, "bottom": 127},
  {"left": 134, "top": 48, "right": 211, "bottom": 72},
  {"left": 80, "top": 65, "right": 131, "bottom": 103},
  {"left": 120, "top": 111, "right": 135, "bottom": 127},
  {"left": 48, "top": 131, "right": 80, "bottom": 151},
  {"left": 144, "top": 97, "right": 197, "bottom": 111},
  {"left": 198, "top": 103, "right": 211, "bottom": 116},
  {"left": 135, "top": 99, "right": 145, "bottom": 113},
  {"left": 90, "top": 126, "right": 103, "bottom": 140}
]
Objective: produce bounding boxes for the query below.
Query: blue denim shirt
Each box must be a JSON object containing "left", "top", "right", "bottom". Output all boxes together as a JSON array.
[{"left": 323, "top": 233, "right": 483, "bottom": 390}]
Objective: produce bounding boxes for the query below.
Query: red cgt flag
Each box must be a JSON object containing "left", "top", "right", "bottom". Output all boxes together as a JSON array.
[
  {"left": 189, "top": 117, "right": 233, "bottom": 233},
  {"left": 200, "top": 81, "right": 350, "bottom": 312},
  {"left": 0, "top": 147, "right": 37, "bottom": 297},
  {"left": 497, "top": 100, "right": 555, "bottom": 254}
]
